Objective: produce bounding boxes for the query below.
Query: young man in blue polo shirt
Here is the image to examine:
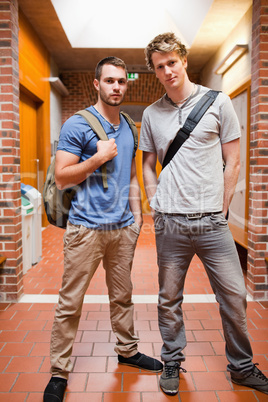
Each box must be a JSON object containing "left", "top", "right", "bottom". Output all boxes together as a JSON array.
[{"left": 44, "top": 57, "right": 162, "bottom": 402}]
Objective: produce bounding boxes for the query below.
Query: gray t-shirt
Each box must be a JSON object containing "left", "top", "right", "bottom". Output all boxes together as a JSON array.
[{"left": 139, "top": 85, "right": 241, "bottom": 213}]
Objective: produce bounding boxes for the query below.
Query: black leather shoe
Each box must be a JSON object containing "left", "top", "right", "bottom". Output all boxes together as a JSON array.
[
  {"left": 43, "top": 377, "right": 67, "bottom": 402},
  {"left": 118, "top": 352, "right": 163, "bottom": 372}
]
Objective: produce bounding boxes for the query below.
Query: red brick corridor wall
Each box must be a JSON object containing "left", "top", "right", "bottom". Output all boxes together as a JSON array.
[
  {"left": 247, "top": 0, "right": 268, "bottom": 299},
  {"left": 0, "top": 0, "right": 23, "bottom": 301},
  {"left": 61, "top": 71, "right": 165, "bottom": 123}
]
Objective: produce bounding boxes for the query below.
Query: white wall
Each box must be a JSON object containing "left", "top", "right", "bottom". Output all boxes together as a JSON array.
[
  {"left": 201, "top": 6, "right": 252, "bottom": 95},
  {"left": 50, "top": 58, "right": 63, "bottom": 160}
]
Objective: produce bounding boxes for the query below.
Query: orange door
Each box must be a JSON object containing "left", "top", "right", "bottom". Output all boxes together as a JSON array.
[
  {"left": 19, "top": 91, "right": 39, "bottom": 190},
  {"left": 135, "top": 123, "right": 162, "bottom": 214}
]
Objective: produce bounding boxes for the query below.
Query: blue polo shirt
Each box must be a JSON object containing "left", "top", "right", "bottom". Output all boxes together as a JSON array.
[{"left": 57, "top": 106, "right": 135, "bottom": 229}]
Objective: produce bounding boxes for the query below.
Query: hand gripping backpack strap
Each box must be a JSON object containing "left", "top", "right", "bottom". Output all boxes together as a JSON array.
[
  {"left": 162, "top": 90, "right": 220, "bottom": 169},
  {"left": 75, "top": 109, "right": 109, "bottom": 189}
]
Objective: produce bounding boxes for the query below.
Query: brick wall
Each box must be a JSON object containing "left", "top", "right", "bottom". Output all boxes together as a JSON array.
[
  {"left": 247, "top": 0, "right": 268, "bottom": 299},
  {"left": 0, "top": 0, "right": 22, "bottom": 302},
  {"left": 61, "top": 71, "right": 165, "bottom": 122}
]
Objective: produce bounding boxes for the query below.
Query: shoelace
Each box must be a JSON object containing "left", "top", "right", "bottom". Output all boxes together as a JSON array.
[
  {"left": 252, "top": 363, "right": 268, "bottom": 382},
  {"left": 165, "top": 363, "right": 187, "bottom": 377}
]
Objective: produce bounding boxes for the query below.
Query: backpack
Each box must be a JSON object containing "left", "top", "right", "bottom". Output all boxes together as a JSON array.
[{"left": 43, "top": 109, "right": 138, "bottom": 229}]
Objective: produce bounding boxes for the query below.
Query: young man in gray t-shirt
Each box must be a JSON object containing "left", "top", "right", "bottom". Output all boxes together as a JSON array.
[{"left": 140, "top": 32, "right": 268, "bottom": 397}]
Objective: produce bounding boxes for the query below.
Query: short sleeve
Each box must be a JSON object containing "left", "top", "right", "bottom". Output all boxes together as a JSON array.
[
  {"left": 219, "top": 94, "right": 241, "bottom": 144},
  {"left": 139, "top": 109, "right": 157, "bottom": 153},
  {"left": 57, "top": 115, "right": 86, "bottom": 157}
]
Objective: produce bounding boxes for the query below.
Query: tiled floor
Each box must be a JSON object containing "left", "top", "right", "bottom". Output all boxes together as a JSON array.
[{"left": 0, "top": 215, "right": 268, "bottom": 401}]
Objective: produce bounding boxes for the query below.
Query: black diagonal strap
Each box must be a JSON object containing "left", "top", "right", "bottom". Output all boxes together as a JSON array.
[{"left": 162, "top": 90, "right": 220, "bottom": 169}]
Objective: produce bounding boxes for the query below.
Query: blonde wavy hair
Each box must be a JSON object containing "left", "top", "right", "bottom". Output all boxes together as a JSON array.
[{"left": 145, "top": 32, "right": 188, "bottom": 71}]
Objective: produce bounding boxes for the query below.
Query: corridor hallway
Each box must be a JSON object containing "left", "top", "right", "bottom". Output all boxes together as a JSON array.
[{"left": 0, "top": 216, "right": 267, "bottom": 401}]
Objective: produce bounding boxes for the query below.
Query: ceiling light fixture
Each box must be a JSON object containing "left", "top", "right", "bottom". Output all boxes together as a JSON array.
[
  {"left": 49, "top": 77, "right": 69, "bottom": 96},
  {"left": 214, "top": 44, "right": 248, "bottom": 75}
]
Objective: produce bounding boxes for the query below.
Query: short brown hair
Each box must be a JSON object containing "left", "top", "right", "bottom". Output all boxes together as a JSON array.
[
  {"left": 145, "top": 32, "right": 188, "bottom": 71},
  {"left": 95, "top": 56, "right": 127, "bottom": 81}
]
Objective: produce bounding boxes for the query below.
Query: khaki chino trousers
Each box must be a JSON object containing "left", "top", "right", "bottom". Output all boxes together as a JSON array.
[{"left": 50, "top": 221, "right": 140, "bottom": 379}]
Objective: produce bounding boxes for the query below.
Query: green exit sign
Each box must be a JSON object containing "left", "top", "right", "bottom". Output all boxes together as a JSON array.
[{"left": 128, "top": 73, "right": 139, "bottom": 81}]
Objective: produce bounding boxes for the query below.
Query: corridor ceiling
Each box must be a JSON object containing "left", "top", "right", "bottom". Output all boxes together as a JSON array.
[{"left": 18, "top": 0, "right": 252, "bottom": 75}]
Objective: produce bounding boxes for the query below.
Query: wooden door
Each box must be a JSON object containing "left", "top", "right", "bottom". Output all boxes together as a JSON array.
[
  {"left": 135, "top": 123, "right": 162, "bottom": 213},
  {"left": 20, "top": 91, "right": 40, "bottom": 190}
]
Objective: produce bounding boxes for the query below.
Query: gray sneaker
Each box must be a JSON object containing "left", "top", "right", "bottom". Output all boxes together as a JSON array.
[
  {"left": 159, "top": 362, "right": 187, "bottom": 395},
  {"left": 231, "top": 364, "right": 268, "bottom": 394}
]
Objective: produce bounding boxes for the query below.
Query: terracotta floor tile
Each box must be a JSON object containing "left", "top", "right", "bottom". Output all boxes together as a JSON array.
[
  {"left": 185, "top": 331, "right": 195, "bottom": 342},
  {"left": 134, "top": 320, "right": 150, "bottom": 330},
  {"left": 73, "top": 356, "right": 107, "bottom": 373},
  {"left": 12, "top": 310, "right": 39, "bottom": 321},
  {"left": 87, "top": 312, "right": 110, "bottom": 320},
  {"left": 78, "top": 320, "right": 98, "bottom": 330},
  {"left": 179, "top": 391, "right": 218, "bottom": 401},
  {"left": 136, "top": 312, "right": 158, "bottom": 320},
  {"left": 93, "top": 342, "right": 115, "bottom": 356},
  {"left": 141, "top": 392, "right": 179, "bottom": 401},
  {"left": 183, "top": 356, "right": 207, "bottom": 372},
  {"left": 200, "top": 319, "right": 223, "bottom": 330},
  {"left": 184, "top": 320, "right": 203, "bottom": 330},
  {"left": 136, "top": 342, "right": 154, "bottom": 357},
  {"left": 210, "top": 341, "right": 225, "bottom": 355},
  {"left": 5, "top": 356, "right": 43, "bottom": 373},
  {"left": 248, "top": 328, "right": 268, "bottom": 341},
  {"left": 150, "top": 321, "right": 160, "bottom": 331},
  {"left": 184, "top": 311, "right": 211, "bottom": 320},
  {"left": 192, "top": 371, "right": 232, "bottom": 391},
  {"left": 81, "top": 330, "right": 110, "bottom": 343},
  {"left": 67, "top": 372, "right": 88, "bottom": 391},
  {"left": 138, "top": 330, "right": 162, "bottom": 343},
  {"left": 0, "top": 393, "right": 28, "bottom": 401},
  {"left": 203, "top": 355, "right": 228, "bottom": 371},
  {"left": 249, "top": 318, "right": 268, "bottom": 329},
  {"left": 86, "top": 372, "right": 122, "bottom": 392},
  {"left": 0, "top": 311, "right": 16, "bottom": 320},
  {"left": 251, "top": 341, "right": 268, "bottom": 355},
  {"left": 23, "top": 330, "right": 51, "bottom": 342},
  {"left": 0, "top": 356, "right": 11, "bottom": 372},
  {"left": 1, "top": 221, "right": 267, "bottom": 400},
  {"left": 185, "top": 342, "right": 215, "bottom": 356},
  {"left": 39, "top": 356, "right": 51, "bottom": 373},
  {"left": 17, "top": 320, "right": 47, "bottom": 331},
  {"left": 0, "top": 373, "right": 18, "bottom": 391},
  {"left": 193, "top": 330, "right": 223, "bottom": 342},
  {"left": 123, "top": 372, "right": 159, "bottom": 392},
  {"left": 0, "top": 342, "right": 34, "bottom": 357},
  {"left": 0, "top": 320, "right": 21, "bottom": 331},
  {"left": 29, "top": 342, "right": 50, "bottom": 356},
  {"left": 217, "top": 390, "right": 258, "bottom": 401},
  {"left": 65, "top": 392, "right": 102, "bottom": 402},
  {"left": 0, "top": 330, "right": 27, "bottom": 342},
  {"left": 72, "top": 342, "right": 93, "bottom": 356},
  {"left": 12, "top": 373, "right": 49, "bottom": 392},
  {"left": 103, "top": 392, "right": 141, "bottom": 402}
]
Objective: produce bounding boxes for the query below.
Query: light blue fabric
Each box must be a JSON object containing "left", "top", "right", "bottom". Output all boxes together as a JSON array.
[{"left": 57, "top": 106, "right": 135, "bottom": 229}]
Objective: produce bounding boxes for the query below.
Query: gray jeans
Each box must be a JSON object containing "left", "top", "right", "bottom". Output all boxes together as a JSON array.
[{"left": 154, "top": 212, "right": 253, "bottom": 377}]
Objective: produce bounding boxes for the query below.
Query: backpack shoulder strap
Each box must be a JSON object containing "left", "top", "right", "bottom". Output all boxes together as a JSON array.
[
  {"left": 162, "top": 90, "right": 220, "bottom": 169},
  {"left": 120, "top": 111, "right": 139, "bottom": 154},
  {"left": 75, "top": 109, "right": 109, "bottom": 188},
  {"left": 75, "top": 109, "right": 109, "bottom": 141}
]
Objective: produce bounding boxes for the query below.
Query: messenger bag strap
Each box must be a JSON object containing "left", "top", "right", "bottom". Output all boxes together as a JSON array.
[
  {"left": 162, "top": 90, "right": 220, "bottom": 170},
  {"left": 75, "top": 109, "right": 109, "bottom": 189}
]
